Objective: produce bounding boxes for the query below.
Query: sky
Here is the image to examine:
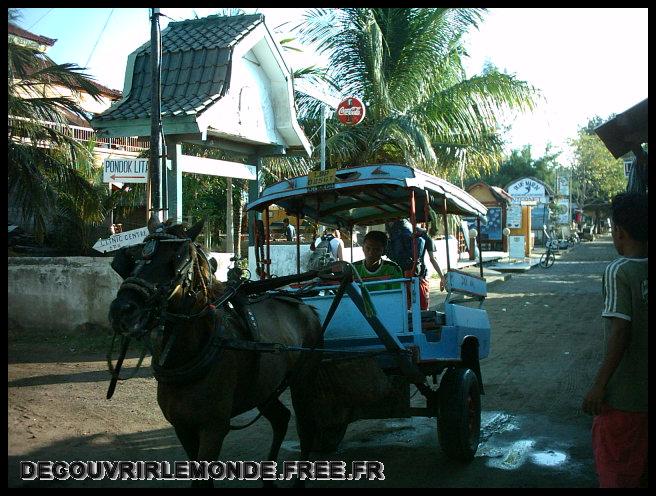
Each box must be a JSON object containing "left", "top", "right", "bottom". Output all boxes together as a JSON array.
[{"left": 12, "top": 8, "right": 648, "bottom": 165}]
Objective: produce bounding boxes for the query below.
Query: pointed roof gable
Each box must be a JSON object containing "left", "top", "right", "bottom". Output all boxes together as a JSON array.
[
  {"left": 91, "top": 13, "right": 311, "bottom": 156},
  {"left": 95, "top": 14, "right": 262, "bottom": 122}
]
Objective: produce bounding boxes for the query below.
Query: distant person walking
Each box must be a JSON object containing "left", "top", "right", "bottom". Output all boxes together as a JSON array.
[
  {"left": 581, "top": 192, "right": 648, "bottom": 488},
  {"left": 283, "top": 218, "right": 296, "bottom": 242},
  {"left": 310, "top": 227, "right": 344, "bottom": 260}
]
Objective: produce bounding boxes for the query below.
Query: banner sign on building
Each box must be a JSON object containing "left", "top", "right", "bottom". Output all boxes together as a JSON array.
[
  {"left": 506, "top": 204, "right": 522, "bottom": 229},
  {"left": 557, "top": 176, "right": 569, "bottom": 196},
  {"left": 103, "top": 159, "right": 148, "bottom": 183},
  {"left": 506, "top": 178, "right": 548, "bottom": 204},
  {"left": 556, "top": 198, "right": 570, "bottom": 225},
  {"left": 509, "top": 235, "right": 525, "bottom": 259},
  {"left": 483, "top": 207, "right": 502, "bottom": 240}
]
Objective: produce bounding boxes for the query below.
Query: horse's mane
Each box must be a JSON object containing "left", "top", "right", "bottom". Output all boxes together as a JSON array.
[
  {"left": 162, "top": 220, "right": 226, "bottom": 301},
  {"left": 163, "top": 220, "right": 187, "bottom": 238}
]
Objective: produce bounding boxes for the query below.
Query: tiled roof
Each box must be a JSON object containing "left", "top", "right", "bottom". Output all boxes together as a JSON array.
[
  {"left": 467, "top": 182, "right": 513, "bottom": 204},
  {"left": 8, "top": 22, "right": 56, "bottom": 46},
  {"left": 95, "top": 14, "right": 263, "bottom": 122},
  {"left": 489, "top": 185, "right": 513, "bottom": 203}
]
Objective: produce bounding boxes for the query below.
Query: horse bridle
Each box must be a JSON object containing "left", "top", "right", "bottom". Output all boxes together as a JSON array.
[{"left": 107, "top": 233, "right": 218, "bottom": 398}]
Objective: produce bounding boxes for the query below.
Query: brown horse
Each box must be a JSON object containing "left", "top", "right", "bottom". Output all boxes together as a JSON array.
[{"left": 108, "top": 218, "right": 323, "bottom": 487}]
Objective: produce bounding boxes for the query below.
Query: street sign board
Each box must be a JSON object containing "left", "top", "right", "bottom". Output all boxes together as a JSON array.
[
  {"left": 93, "top": 226, "right": 149, "bottom": 253},
  {"left": 509, "top": 235, "right": 525, "bottom": 259},
  {"left": 103, "top": 158, "right": 149, "bottom": 183},
  {"left": 178, "top": 155, "right": 256, "bottom": 180},
  {"left": 506, "top": 204, "right": 522, "bottom": 228},
  {"left": 307, "top": 168, "right": 336, "bottom": 190},
  {"left": 336, "top": 96, "right": 366, "bottom": 126}
]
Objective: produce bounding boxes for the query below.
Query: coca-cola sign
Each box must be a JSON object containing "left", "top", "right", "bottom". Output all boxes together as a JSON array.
[{"left": 336, "top": 97, "right": 366, "bottom": 126}]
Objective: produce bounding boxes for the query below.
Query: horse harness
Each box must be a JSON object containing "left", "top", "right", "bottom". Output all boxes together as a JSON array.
[
  {"left": 107, "top": 232, "right": 323, "bottom": 403},
  {"left": 107, "top": 232, "right": 383, "bottom": 431}
]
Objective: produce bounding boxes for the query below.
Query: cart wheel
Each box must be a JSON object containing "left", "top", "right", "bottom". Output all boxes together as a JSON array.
[
  {"left": 438, "top": 368, "right": 481, "bottom": 462},
  {"left": 539, "top": 251, "right": 555, "bottom": 268},
  {"left": 313, "top": 422, "right": 349, "bottom": 453}
]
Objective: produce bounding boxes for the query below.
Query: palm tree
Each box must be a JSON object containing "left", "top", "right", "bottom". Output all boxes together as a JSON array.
[
  {"left": 295, "top": 8, "right": 540, "bottom": 181},
  {"left": 8, "top": 9, "right": 108, "bottom": 244}
]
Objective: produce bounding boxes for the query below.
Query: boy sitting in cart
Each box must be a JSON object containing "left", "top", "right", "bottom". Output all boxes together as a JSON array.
[{"left": 353, "top": 231, "right": 403, "bottom": 291}]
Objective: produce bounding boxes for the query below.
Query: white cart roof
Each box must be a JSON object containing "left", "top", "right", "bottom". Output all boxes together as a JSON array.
[{"left": 247, "top": 164, "right": 487, "bottom": 228}]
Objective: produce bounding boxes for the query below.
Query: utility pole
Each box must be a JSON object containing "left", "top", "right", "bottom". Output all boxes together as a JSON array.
[
  {"left": 568, "top": 168, "right": 572, "bottom": 229},
  {"left": 226, "top": 178, "right": 234, "bottom": 253},
  {"left": 148, "top": 8, "right": 163, "bottom": 223},
  {"left": 320, "top": 105, "right": 326, "bottom": 171}
]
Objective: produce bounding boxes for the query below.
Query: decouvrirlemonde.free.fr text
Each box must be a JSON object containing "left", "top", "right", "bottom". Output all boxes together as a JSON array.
[{"left": 21, "top": 460, "right": 385, "bottom": 481}]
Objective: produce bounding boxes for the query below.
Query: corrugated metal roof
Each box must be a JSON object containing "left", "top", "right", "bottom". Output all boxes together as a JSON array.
[{"left": 95, "top": 14, "right": 263, "bottom": 122}]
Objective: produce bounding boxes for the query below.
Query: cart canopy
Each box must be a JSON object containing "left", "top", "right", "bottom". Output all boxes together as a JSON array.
[{"left": 247, "top": 164, "right": 487, "bottom": 228}]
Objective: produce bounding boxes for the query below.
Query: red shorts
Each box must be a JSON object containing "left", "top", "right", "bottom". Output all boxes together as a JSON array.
[
  {"left": 403, "top": 272, "right": 430, "bottom": 311},
  {"left": 419, "top": 277, "right": 430, "bottom": 311},
  {"left": 592, "top": 406, "right": 648, "bottom": 488}
]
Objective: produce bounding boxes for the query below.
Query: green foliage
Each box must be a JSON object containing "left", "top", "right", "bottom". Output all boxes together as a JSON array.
[
  {"left": 569, "top": 126, "right": 626, "bottom": 210},
  {"left": 465, "top": 144, "right": 560, "bottom": 190},
  {"left": 180, "top": 144, "right": 249, "bottom": 251},
  {"left": 295, "top": 8, "right": 540, "bottom": 180},
  {"left": 8, "top": 8, "right": 126, "bottom": 249}
]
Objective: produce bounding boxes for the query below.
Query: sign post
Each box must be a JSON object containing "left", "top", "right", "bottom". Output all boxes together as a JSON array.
[
  {"left": 103, "top": 158, "right": 149, "bottom": 183},
  {"left": 336, "top": 96, "right": 366, "bottom": 126},
  {"left": 92, "top": 226, "right": 149, "bottom": 253}
]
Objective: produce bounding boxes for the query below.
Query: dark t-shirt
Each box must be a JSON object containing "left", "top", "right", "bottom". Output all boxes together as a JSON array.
[
  {"left": 415, "top": 227, "right": 433, "bottom": 277},
  {"left": 601, "top": 257, "right": 648, "bottom": 412}
]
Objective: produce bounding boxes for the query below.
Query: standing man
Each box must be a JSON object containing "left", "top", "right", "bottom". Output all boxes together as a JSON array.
[
  {"left": 283, "top": 218, "right": 296, "bottom": 242},
  {"left": 386, "top": 219, "right": 445, "bottom": 311},
  {"left": 581, "top": 192, "right": 648, "bottom": 488}
]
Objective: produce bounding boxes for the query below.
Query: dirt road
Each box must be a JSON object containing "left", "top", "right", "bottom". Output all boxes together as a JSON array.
[{"left": 8, "top": 236, "right": 616, "bottom": 487}]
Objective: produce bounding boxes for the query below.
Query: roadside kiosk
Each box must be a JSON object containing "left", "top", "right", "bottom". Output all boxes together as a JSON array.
[{"left": 466, "top": 182, "right": 513, "bottom": 252}]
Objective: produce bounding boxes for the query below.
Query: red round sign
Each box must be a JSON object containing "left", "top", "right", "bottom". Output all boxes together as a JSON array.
[{"left": 336, "top": 96, "right": 366, "bottom": 126}]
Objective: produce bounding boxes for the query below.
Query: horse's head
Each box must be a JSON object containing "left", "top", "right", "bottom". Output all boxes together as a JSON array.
[{"left": 108, "top": 217, "right": 217, "bottom": 339}]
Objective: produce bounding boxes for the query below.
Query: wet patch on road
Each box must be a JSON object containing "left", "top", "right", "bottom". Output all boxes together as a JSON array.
[{"left": 476, "top": 411, "right": 584, "bottom": 475}]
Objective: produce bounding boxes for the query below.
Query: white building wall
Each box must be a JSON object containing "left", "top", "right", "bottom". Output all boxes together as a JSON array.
[
  {"left": 8, "top": 253, "right": 235, "bottom": 333},
  {"left": 199, "top": 49, "right": 285, "bottom": 146}
]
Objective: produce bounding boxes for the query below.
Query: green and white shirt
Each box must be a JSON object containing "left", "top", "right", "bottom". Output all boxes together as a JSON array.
[
  {"left": 353, "top": 259, "right": 403, "bottom": 292},
  {"left": 601, "top": 256, "right": 648, "bottom": 412}
]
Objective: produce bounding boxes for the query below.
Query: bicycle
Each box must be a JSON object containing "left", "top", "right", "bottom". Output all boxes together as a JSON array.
[{"left": 539, "top": 240, "right": 557, "bottom": 268}]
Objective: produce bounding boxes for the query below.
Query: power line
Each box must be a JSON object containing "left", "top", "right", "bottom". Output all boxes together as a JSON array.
[
  {"left": 84, "top": 8, "right": 114, "bottom": 68},
  {"left": 27, "top": 8, "right": 54, "bottom": 30}
]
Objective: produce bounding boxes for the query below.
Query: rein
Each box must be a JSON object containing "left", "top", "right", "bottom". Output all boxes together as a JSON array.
[{"left": 106, "top": 237, "right": 370, "bottom": 431}]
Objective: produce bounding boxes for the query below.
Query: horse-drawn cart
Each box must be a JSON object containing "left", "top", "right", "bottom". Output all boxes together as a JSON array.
[
  {"left": 247, "top": 164, "right": 491, "bottom": 461},
  {"left": 107, "top": 164, "right": 491, "bottom": 485}
]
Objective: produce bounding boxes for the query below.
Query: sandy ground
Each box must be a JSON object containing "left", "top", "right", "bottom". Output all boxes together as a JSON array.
[{"left": 8, "top": 236, "right": 617, "bottom": 487}]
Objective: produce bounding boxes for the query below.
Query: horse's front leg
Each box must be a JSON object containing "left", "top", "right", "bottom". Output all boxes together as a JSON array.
[
  {"left": 191, "top": 420, "right": 231, "bottom": 488},
  {"left": 172, "top": 425, "right": 213, "bottom": 488},
  {"left": 290, "top": 389, "right": 320, "bottom": 488},
  {"left": 258, "top": 398, "right": 291, "bottom": 488}
]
